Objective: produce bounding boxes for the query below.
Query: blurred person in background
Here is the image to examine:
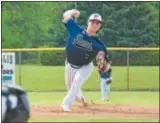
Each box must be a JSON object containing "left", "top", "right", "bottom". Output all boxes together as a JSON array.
[{"left": 2, "top": 84, "right": 30, "bottom": 122}]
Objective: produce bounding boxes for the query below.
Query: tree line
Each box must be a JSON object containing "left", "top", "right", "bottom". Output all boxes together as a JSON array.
[{"left": 2, "top": 1, "right": 159, "bottom": 48}]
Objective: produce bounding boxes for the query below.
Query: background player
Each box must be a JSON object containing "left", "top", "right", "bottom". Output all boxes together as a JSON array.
[
  {"left": 61, "top": 9, "right": 111, "bottom": 111},
  {"left": 96, "top": 51, "right": 112, "bottom": 101}
]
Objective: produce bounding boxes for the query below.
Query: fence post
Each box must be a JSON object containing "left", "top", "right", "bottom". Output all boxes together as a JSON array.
[
  {"left": 19, "top": 52, "right": 22, "bottom": 86},
  {"left": 127, "top": 51, "right": 130, "bottom": 90}
]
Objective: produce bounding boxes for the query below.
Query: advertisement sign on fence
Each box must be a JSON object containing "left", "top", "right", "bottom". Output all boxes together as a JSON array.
[{"left": 2, "top": 52, "right": 15, "bottom": 85}]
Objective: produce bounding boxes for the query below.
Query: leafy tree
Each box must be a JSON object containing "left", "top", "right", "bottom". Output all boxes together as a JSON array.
[{"left": 2, "top": 2, "right": 159, "bottom": 48}]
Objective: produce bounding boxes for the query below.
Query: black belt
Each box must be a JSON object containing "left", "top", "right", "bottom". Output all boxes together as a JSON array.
[
  {"left": 70, "top": 64, "right": 82, "bottom": 69},
  {"left": 66, "top": 60, "right": 83, "bottom": 69}
]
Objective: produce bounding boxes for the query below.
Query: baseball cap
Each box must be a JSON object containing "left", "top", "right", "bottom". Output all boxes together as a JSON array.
[{"left": 88, "top": 13, "right": 102, "bottom": 22}]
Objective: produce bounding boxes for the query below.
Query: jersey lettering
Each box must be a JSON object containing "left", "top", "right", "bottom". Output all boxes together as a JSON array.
[{"left": 72, "top": 34, "right": 93, "bottom": 51}]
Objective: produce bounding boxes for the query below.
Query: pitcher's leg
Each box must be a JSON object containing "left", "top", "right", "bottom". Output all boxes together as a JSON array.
[
  {"left": 62, "top": 71, "right": 86, "bottom": 110},
  {"left": 76, "top": 62, "right": 93, "bottom": 103},
  {"left": 75, "top": 89, "right": 87, "bottom": 106},
  {"left": 76, "top": 89, "right": 83, "bottom": 102},
  {"left": 76, "top": 62, "right": 93, "bottom": 104},
  {"left": 65, "top": 63, "right": 70, "bottom": 90},
  {"left": 65, "top": 63, "right": 76, "bottom": 91},
  {"left": 65, "top": 63, "right": 83, "bottom": 103},
  {"left": 62, "top": 62, "right": 93, "bottom": 111}
]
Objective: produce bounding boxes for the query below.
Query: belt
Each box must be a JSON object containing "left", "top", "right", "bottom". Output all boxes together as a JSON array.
[
  {"left": 66, "top": 61, "right": 83, "bottom": 69},
  {"left": 70, "top": 64, "right": 82, "bottom": 69}
]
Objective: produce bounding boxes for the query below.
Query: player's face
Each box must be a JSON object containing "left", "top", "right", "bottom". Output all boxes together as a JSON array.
[{"left": 87, "top": 20, "right": 101, "bottom": 33}]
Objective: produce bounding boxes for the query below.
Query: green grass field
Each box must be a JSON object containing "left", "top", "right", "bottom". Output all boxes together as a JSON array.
[
  {"left": 29, "top": 117, "right": 159, "bottom": 122},
  {"left": 15, "top": 65, "right": 159, "bottom": 91},
  {"left": 13, "top": 65, "right": 159, "bottom": 122},
  {"left": 28, "top": 92, "right": 159, "bottom": 122},
  {"left": 29, "top": 92, "right": 159, "bottom": 106}
]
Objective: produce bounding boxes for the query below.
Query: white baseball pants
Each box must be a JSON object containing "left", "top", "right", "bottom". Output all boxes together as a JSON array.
[{"left": 62, "top": 62, "right": 94, "bottom": 108}]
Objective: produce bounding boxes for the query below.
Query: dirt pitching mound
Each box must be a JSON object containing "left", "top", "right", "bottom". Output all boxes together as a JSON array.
[{"left": 31, "top": 104, "right": 159, "bottom": 119}]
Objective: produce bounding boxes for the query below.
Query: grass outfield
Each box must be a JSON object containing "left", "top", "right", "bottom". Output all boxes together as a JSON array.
[
  {"left": 29, "top": 117, "right": 159, "bottom": 122},
  {"left": 15, "top": 65, "right": 159, "bottom": 91},
  {"left": 28, "top": 92, "right": 159, "bottom": 106},
  {"left": 28, "top": 92, "right": 159, "bottom": 122}
]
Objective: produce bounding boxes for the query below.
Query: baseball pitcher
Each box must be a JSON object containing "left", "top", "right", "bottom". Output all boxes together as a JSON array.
[{"left": 61, "top": 9, "right": 111, "bottom": 111}]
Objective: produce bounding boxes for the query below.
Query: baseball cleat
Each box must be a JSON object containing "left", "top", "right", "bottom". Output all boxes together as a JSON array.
[
  {"left": 61, "top": 105, "right": 71, "bottom": 112},
  {"left": 75, "top": 97, "right": 81, "bottom": 103},
  {"left": 81, "top": 97, "right": 88, "bottom": 107}
]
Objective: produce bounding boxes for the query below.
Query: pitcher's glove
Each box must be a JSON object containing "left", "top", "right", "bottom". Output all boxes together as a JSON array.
[{"left": 96, "top": 51, "right": 112, "bottom": 72}]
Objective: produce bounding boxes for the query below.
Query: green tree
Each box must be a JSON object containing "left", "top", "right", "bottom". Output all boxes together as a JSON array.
[
  {"left": 2, "top": 2, "right": 159, "bottom": 48},
  {"left": 77, "top": 2, "right": 159, "bottom": 47},
  {"left": 2, "top": 2, "right": 72, "bottom": 48}
]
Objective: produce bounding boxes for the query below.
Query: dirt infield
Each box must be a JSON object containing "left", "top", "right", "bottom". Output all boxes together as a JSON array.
[{"left": 31, "top": 103, "right": 159, "bottom": 119}]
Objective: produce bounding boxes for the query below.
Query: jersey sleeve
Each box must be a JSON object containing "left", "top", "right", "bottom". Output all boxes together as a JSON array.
[{"left": 64, "top": 18, "right": 82, "bottom": 34}]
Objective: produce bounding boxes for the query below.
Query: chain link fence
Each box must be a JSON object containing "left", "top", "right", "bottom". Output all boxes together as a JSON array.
[{"left": 3, "top": 48, "right": 159, "bottom": 91}]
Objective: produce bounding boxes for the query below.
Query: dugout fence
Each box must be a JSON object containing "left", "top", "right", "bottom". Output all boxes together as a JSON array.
[{"left": 2, "top": 47, "right": 159, "bottom": 91}]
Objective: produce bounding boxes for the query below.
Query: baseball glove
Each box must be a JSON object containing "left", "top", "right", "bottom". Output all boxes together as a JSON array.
[{"left": 96, "top": 51, "right": 112, "bottom": 72}]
